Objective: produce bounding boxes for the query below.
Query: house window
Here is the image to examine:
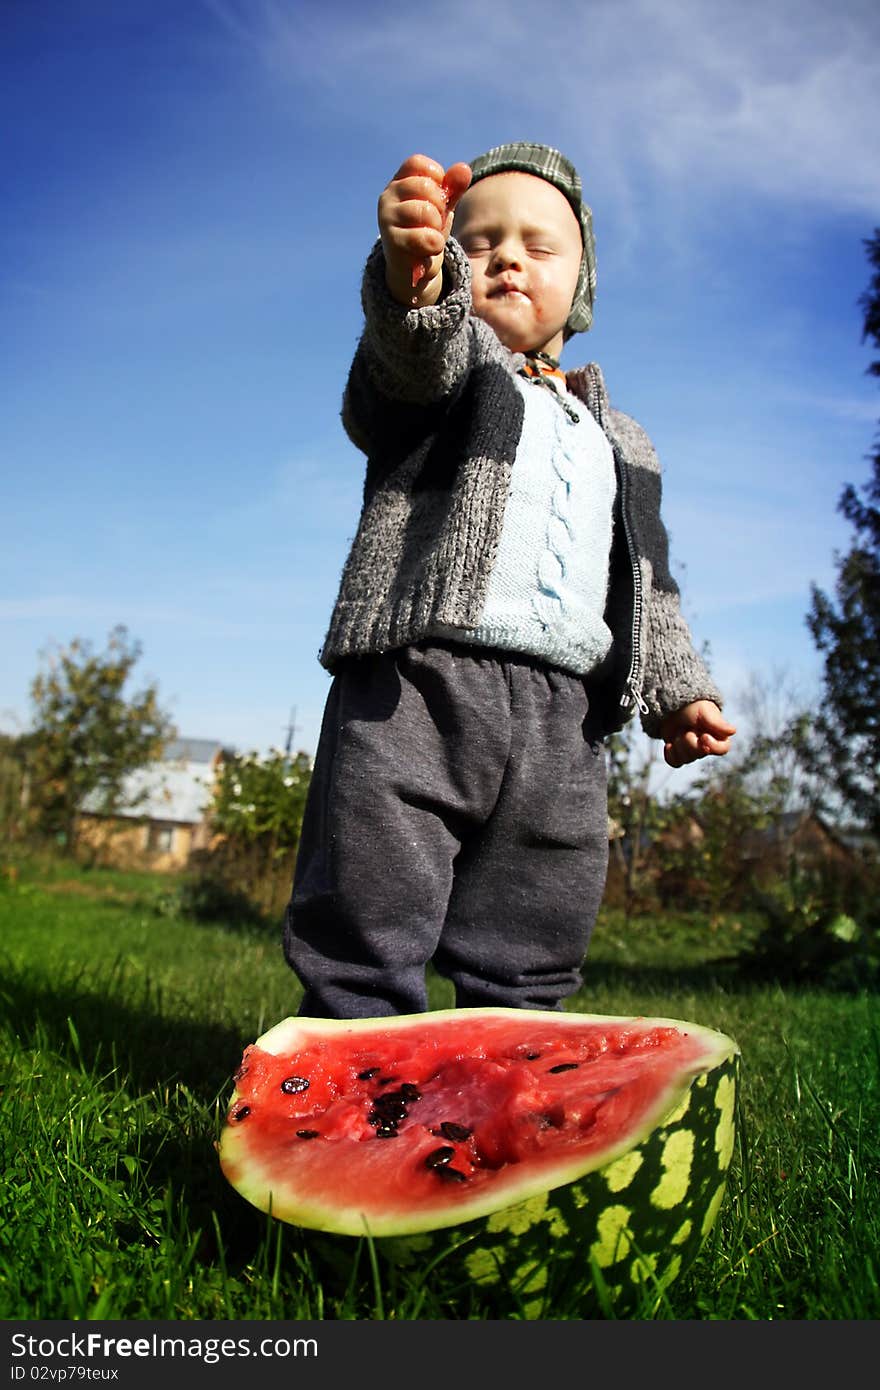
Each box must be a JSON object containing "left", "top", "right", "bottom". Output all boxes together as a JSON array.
[{"left": 148, "top": 823, "right": 175, "bottom": 854}]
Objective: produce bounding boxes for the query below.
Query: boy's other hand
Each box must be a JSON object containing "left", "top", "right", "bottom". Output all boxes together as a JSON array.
[
  {"left": 660, "top": 701, "right": 737, "bottom": 768},
  {"left": 379, "top": 155, "right": 471, "bottom": 307}
]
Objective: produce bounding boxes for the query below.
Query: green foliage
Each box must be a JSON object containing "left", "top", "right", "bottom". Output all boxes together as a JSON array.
[
  {"left": 0, "top": 732, "right": 29, "bottom": 842},
  {"left": 738, "top": 859, "right": 880, "bottom": 988},
  {"left": 659, "top": 765, "right": 770, "bottom": 919},
  {"left": 806, "top": 229, "right": 880, "bottom": 836},
  {"left": 605, "top": 722, "right": 673, "bottom": 914},
  {"left": 2, "top": 856, "right": 879, "bottom": 1319},
  {"left": 24, "top": 625, "right": 174, "bottom": 845},
  {"left": 147, "top": 874, "right": 269, "bottom": 930},
  {"left": 211, "top": 749, "right": 312, "bottom": 850},
  {"left": 182, "top": 748, "right": 313, "bottom": 922}
]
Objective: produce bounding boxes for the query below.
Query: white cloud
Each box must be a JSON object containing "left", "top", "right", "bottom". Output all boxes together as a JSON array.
[
  {"left": 0, "top": 596, "right": 185, "bottom": 623},
  {"left": 209, "top": 0, "right": 880, "bottom": 217},
  {"left": 776, "top": 389, "right": 879, "bottom": 425}
]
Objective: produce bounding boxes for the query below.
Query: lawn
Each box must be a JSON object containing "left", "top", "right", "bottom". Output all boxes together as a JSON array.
[{"left": 1, "top": 853, "right": 877, "bottom": 1320}]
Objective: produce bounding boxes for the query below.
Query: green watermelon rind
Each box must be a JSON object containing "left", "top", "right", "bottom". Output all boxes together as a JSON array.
[
  {"left": 219, "top": 1008, "right": 739, "bottom": 1241},
  {"left": 450, "top": 1050, "right": 739, "bottom": 1315},
  {"left": 314, "top": 1050, "right": 740, "bottom": 1318}
]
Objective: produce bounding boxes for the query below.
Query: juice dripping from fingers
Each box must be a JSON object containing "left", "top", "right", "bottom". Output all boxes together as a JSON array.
[{"left": 411, "top": 172, "right": 460, "bottom": 300}]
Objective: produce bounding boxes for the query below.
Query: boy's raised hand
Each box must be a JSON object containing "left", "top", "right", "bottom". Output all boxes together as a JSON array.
[
  {"left": 660, "top": 700, "right": 737, "bottom": 768},
  {"left": 378, "top": 155, "right": 472, "bottom": 307}
]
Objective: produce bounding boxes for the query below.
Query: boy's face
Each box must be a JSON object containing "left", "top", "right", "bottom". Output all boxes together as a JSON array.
[{"left": 453, "top": 171, "right": 583, "bottom": 358}]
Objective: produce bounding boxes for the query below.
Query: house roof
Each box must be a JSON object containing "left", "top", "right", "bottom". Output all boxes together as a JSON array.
[
  {"left": 740, "top": 808, "right": 860, "bottom": 859},
  {"left": 80, "top": 738, "right": 230, "bottom": 825},
  {"left": 164, "top": 737, "right": 228, "bottom": 764}
]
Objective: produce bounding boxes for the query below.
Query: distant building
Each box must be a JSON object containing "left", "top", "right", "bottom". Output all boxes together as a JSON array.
[
  {"left": 741, "top": 809, "right": 862, "bottom": 877},
  {"left": 76, "top": 737, "right": 233, "bottom": 871}
]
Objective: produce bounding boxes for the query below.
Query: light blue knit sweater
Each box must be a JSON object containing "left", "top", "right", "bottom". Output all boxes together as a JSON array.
[{"left": 430, "top": 376, "right": 617, "bottom": 674}]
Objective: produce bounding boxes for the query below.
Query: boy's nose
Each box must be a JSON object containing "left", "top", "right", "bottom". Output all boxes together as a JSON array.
[{"left": 490, "top": 242, "right": 522, "bottom": 272}]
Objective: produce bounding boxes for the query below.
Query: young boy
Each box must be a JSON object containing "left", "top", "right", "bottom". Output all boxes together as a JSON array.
[{"left": 284, "top": 142, "right": 735, "bottom": 1019}]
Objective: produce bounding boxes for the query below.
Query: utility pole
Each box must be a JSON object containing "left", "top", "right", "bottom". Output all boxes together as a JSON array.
[{"left": 283, "top": 706, "right": 298, "bottom": 756}]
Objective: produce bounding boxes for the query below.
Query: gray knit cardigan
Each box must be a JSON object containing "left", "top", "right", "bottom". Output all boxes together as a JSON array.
[{"left": 320, "top": 238, "right": 722, "bottom": 739}]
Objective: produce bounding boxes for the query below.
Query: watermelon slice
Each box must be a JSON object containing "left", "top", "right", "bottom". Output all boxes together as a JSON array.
[{"left": 219, "top": 1008, "right": 738, "bottom": 1309}]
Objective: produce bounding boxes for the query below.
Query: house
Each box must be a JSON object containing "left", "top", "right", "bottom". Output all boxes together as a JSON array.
[
  {"left": 741, "top": 809, "right": 861, "bottom": 877},
  {"left": 75, "top": 737, "right": 233, "bottom": 871}
]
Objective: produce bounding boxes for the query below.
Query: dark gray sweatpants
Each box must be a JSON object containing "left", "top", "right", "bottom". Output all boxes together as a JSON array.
[{"left": 283, "top": 643, "right": 609, "bottom": 1018}]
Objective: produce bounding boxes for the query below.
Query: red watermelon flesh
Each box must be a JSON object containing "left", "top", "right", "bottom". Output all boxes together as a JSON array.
[{"left": 219, "top": 1009, "right": 737, "bottom": 1237}]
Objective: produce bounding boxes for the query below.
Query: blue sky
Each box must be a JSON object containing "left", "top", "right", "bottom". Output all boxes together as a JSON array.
[{"left": 3, "top": 0, "right": 879, "bottom": 771}]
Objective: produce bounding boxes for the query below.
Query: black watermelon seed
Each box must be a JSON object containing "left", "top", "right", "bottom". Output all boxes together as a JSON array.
[
  {"left": 368, "top": 1106, "right": 404, "bottom": 1124},
  {"left": 281, "top": 1075, "right": 310, "bottom": 1094},
  {"left": 295, "top": 1129, "right": 320, "bottom": 1139},
  {"left": 373, "top": 1104, "right": 407, "bottom": 1122},
  {"left": 400, "top": 1083, "right": 421, "bottom": 1102},
  {"left": 525, "top": 1052, "right": 541, "bottom": 1061},
  {"left": 358, "top": 1067, "right": 380, "bottom": 1080},
  {"left": 434, "top": 1166, "right": 467, "bottom": 1182},
  {"left": 439, "top": 1122, "right": 472, "bottom": 1142},
  {"left": 424, "top": 1146, "right": 455, "bottom": 1169},
  {"left": 375, "top": 1125, "right": 399, "bottom": 1139},
  {"left": 377, "top": 1076, "right": 399, "bottom": 1086},
  {"left": 373, "top": 1090, "right": 405, "bottom": 1107},
  {"left": 548, "top": 1062, "right": 579, "bottom": 1073},
  {"left": 231, "top": 1104, "right": 250, "bottom": 1122},
  {"left": 374, "top": 1102, "right": 407, "bottom": 1121}
]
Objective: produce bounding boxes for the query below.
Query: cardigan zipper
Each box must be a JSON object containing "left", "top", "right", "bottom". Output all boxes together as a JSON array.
[
  {"left": 615, "top": 448, "right": 647, "bottom": 714},
  {"left": 579, "top": 363, "right": 648, "bottom": 719}
]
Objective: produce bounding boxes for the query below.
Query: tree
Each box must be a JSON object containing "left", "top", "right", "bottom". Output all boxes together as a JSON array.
[
  {"left": 198, "top": 747, "right": 313, "bottom": 918},
  {"left": 27, "top": 625, "right": 174, "bottom": 847},
  {"left": 0, "top": 730, "right": 31, "bottom": 844},
  {"left": 806, "top": 229, "right": 880, "bottom": 837},
  {"left": 605, "top": 722, "right": 673, "bottom": 915},
  {"left": 662, "top": 764, "right": 771, "bottom": 920},
  {"left": 727, "top": 667, "right": 828, "bottom": 844},
  {"left": 210, "top": 747, "right": 312, "bottom": 854}
]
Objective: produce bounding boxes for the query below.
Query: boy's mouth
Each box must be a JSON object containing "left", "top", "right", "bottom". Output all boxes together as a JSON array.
[{"left": 489, "top": 279, "right": 528, "bottom": 300}]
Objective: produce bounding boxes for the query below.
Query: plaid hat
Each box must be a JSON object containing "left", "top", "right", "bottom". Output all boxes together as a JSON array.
[{"left": 466, "top": 142, "right": 596, "bottom": 336}]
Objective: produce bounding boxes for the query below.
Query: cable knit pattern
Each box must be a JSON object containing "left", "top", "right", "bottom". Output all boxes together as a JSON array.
[
  {"left": 430, "top": 377, "right": 616, "bottom": 674},
  {"left": 322, "top": 238, "right": 723, "bottom": 739}
]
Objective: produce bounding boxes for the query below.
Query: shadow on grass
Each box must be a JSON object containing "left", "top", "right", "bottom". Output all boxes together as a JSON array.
[
  {"left": 2, "top": 967, "right": 256, "bottom": 1103},
  {"left": 0, "top": 948, "right": 806, "bottom": 1107},
  {"left": 578, "top": 956, "right": 753, "bottom": 996},
  {"left": 0, "top": 965, "right": 313, "bottom": 1292},
  {"left": 579, "top": 953, "right": 878, "bottom": 997}
]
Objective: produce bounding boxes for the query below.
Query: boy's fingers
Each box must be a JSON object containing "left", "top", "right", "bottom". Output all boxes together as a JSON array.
[
  {"left": 392, "top": 173, "right": 450, "bottom": 203},
  {"left": 665, "top": 734, "right": 733, "bottom": 766},
  {"left": 380, "top": 155, "right": 471, "bottom": 302},
  {"left": 382, "top": 177, "right": 451, "bottom": 234},
  {"left": 387, "top": 226, "right": 446, "bottom": 259},
  {"left": 391, "top": 153, "right": 446, "bottom": 184},
  {"left": 442, "top": 162, "right": 472, "bottom": 213},
  {"left": 391, "top": 195, "right": 446, "bottom": 230},
  {"left": 667, "top": 732, "right": 699, "bottom": 766},
  {"left": 705, "top": 716, "right": 737, "bottom": 736},
  {"left": 699, "top": 704, "right": 736, "bottom": 736},
  {"left": 699, "top": 734, "right": 732, "bottom": 754},
  {"left": 662, "top": 702, "right": 736, "bottom": 768},
  {"left": 664, "top": 743, "right": 686, "bottom": 768}
]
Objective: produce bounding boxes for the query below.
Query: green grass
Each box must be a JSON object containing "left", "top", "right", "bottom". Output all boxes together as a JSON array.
[{"left": 1, "top": 854, "right": 878, "bottom": 1320}]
